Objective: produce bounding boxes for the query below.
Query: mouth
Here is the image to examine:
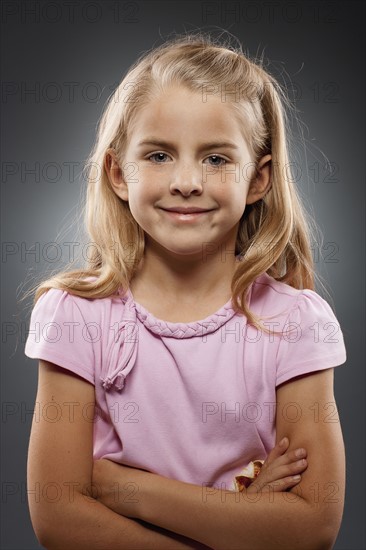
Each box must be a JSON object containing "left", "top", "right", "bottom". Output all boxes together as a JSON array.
[
  {"left": 160, "top": 208, "right": 214, "bottom": 221},
  {"left": 161, "top": 207, "right": 214, "bottom": 214}
]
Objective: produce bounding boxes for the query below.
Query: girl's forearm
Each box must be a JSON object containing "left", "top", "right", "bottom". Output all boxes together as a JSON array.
[
  {"left": 133, "top": 519, "right": 214, "bottom": 550},
  {"left": 36, "top": 492, "right": 207, "bottom": 550},
  {"left": 128, "top": 471, "right": 329, "bottom": 550}
]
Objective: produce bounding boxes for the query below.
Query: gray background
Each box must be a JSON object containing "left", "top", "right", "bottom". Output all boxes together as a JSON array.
[{"left": 1, "top": 0, "right": 365, "bottom": 548}]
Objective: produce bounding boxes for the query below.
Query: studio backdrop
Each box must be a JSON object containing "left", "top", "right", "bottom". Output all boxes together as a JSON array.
[{"left": 1, "top": 1, "right": 365, "bottom": 549}]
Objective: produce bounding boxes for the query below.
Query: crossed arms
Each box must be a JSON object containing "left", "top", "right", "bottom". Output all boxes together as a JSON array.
[{"left": 27, "top": 361, "right": 345, "bottom": 549}]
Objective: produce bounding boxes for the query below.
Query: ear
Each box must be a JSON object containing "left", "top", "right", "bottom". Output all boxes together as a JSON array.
[
  {"left": 246, "top": 154, "right": 272, "bottom": 205},
  {"left": 104, "top": 148, "right": 129, "bottom": 202}
]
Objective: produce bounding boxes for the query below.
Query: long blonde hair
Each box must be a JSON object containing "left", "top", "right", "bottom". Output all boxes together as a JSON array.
[{"left": 20, "top": 31, "right": 328, "bottom": 334}]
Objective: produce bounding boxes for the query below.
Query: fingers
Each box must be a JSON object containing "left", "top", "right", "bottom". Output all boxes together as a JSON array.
[
  {"left": 282, "top": 447, "right": 307, "bottom": 463},
  {"left": 264, "top": 437, "right": 290, "bottom": 464},
  {"left": 269, "top": 448, "right": 307, "bottom": 476},
  {"left": 272, "top": 457, "right": 308, "bottom": 481},
  {"left": 256, "top": 439, "right": 308, "bottom": 492},
  {"left": 265, "top": 441, "right": 308, "bottom": 469},
  {"left": 246, "top": 437, "right": 309, "bottom": 497},
  {"left": 249, "top": 465, "right": 304, "bottom": 493},
  {"left": 248, "top": 474, "right": 303, "bottom": 495}
]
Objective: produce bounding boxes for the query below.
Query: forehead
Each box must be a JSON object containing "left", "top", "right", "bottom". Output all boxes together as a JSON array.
[{"left": 128, "top": 86, "right": 250, "bottom": 145}]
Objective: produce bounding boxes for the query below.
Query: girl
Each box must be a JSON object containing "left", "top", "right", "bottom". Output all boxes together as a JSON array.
[{"left": 24, "top": 32, "right": 347, "bottom": 549}]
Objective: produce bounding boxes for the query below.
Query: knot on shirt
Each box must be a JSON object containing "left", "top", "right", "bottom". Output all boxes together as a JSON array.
[
  {"left": 101, "top": 372, "right": 125, "bottom": 391},
  {"left": 100, "top": 292, "right": 138, "bottom": 392}
]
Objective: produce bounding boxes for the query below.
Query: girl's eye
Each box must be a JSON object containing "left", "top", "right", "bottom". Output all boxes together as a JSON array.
[
  {"left": 147, "top": 152, "right": 169, "bottom": 163},
  {"left": 147, "top": 153, "right": 227, "bottom": 166},
  {"left": 205, "top": 155, "right": 226, "bottom": 167}
]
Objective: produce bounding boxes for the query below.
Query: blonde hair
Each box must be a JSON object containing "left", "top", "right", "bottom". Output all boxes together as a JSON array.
[{"left": 20, "top": 31, "right": 329, "bottom": 335}]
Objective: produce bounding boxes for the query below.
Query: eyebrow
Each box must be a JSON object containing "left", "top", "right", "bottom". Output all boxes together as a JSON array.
[{"left": 136, "top": 137, "right": 240, "bottom": 152}]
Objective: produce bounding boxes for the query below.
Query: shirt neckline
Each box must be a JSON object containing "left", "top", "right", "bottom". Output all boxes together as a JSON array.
[
  {"left": 118, "top": 255, "right": 256, "bottom": 339},
  {"left": 126, "top": 288, "right": 240, "bottom": 338}
]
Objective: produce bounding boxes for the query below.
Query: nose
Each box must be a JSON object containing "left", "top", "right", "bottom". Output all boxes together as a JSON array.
[{"left": 169, "top": 162, "right": 203, "bottom": 196}]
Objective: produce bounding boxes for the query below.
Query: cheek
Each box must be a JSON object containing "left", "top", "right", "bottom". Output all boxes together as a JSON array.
[
  {"left": 127, "top": 182, "right": 159, "bottom": 223},
  {"left": 213, "top": 179, "right": 247, "bottom": 205},
  {"left": 133, "top": 175, "right": 167, "bottom": 207}
]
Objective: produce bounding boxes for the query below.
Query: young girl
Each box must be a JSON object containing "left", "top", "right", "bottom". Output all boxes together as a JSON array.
[{"left": 24, "top": 32, "right": 347, "bottom": 549}]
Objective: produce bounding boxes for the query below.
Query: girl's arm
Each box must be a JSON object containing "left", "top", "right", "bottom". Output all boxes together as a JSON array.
[
  {"left": 93, "top": 368, "right": 344, "bottom": 550},
  {"left": 27, "top": 360, "right": 210, "bottom": 550}
]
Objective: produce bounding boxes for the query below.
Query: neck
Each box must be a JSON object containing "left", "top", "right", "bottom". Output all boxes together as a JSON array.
[{"left": 130, "top": 242, "right": 238, "bottom": 304}]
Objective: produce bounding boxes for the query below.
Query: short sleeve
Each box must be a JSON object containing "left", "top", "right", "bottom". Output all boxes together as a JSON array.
[
  {"left": 24, "top": 288, "right": 95, "bottom": 385},
  {"left": 276, "top": 289, "right": 347, "bottom": 387}
]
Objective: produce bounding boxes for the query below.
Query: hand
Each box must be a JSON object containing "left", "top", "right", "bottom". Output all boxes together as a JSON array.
[
  {"left": 91, "top": 459, "right": 144, "bottom": 517},
  {"left": 246, "top": 437, "right": 308, "bottom": 495}
]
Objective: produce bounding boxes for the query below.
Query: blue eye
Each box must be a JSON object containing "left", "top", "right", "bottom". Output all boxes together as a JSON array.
[
  {"left": 206, "top": 155, "right": 226, "bottom": 167},
  {"left": 148, "top": 153, "right": 168, "bottom": 163},
  {"left": 147, "top": 153, "right": 227, "bottom": 166}
]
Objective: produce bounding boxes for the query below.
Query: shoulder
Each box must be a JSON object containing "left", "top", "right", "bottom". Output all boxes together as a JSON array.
[
  {"left": 26, "top": 283, "right": 132, "bottom": 354},
  {"left": 25, "top": 283, "right": 131, "bottom": 385},
  {"left": 250, "top": 272, "right": 340, "bottom": 324},
  {"left": 252, "top": 272, "right": 348, "bottom": 386},
  {"left": 32, "top": 280, "right": 127, "bottom": 322},
  {"left": 251, "top": 272, "right": 301, "bottom": 313}
]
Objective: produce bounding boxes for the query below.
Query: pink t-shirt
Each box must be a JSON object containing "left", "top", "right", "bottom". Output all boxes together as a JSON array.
[{"left": 24, "top": 271, "right": 347, "bottom": 491}]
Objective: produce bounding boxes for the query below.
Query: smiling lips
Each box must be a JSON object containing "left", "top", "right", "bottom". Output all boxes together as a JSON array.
[
  {"left": 160, "top": 206, "right": 214, "bottom": 222},
  {"left": 161, "top": 206, "right": 214, "bottom": 213}
]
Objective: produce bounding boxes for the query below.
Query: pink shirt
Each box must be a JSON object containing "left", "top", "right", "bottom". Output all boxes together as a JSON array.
[{"left": 24, "top": 271, "right": 347, "bottom": 491}]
